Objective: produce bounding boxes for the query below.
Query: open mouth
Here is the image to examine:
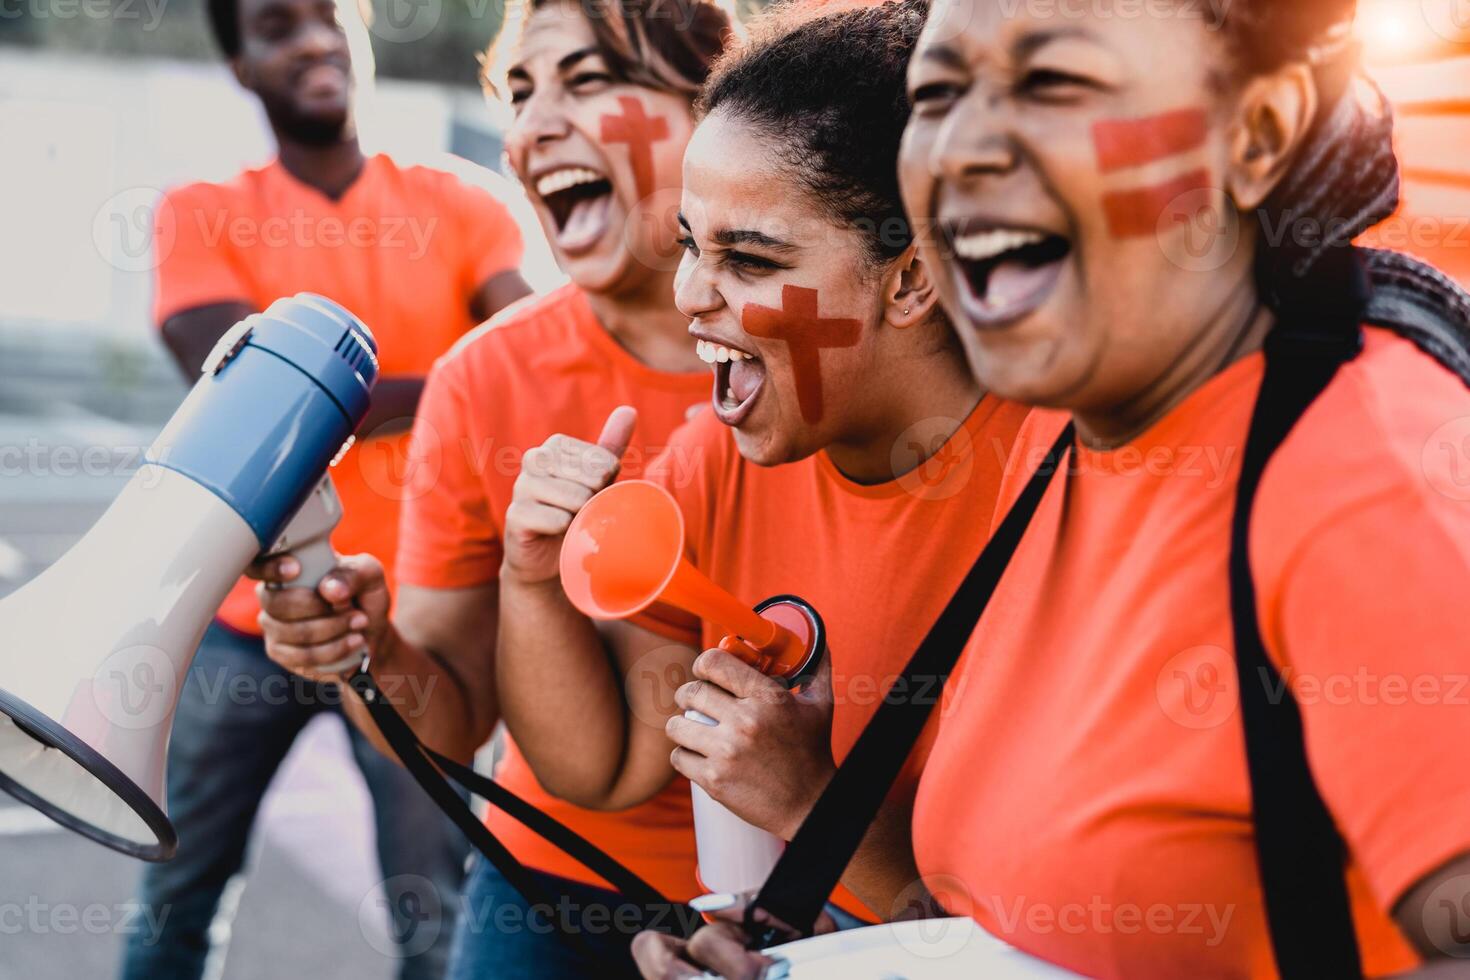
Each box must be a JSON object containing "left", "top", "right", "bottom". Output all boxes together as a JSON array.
[
  {"left": 536, "top": 167, "right": 615, "bottom": 255},
  {"left": 948, "top": 225, "right": 1072, "bottom": 328},
  {"left": 695, "top": 337, "right": 764, "bottom": 426}
]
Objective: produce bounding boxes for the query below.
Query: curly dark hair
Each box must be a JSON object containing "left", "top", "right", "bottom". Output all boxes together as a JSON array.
[{"left": 697, "top": 0, "right": 928, "bottom": 265}]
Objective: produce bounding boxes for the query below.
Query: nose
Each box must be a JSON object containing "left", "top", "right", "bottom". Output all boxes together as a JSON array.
[
  {"left": 930, "top": 90, "right": 1019, "bottom": 184},
  {"left": 509, "top": 91, "right": 572, "bottom": 153},
  {"left": 296, "top": 15, "right": 345, "bottom": 60},
  {"left": 673, "top": 249, "right": 722, "bottom": 322}
]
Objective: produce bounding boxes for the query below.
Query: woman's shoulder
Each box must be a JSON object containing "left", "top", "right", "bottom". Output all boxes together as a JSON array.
[
  {"left": 434, "top": 284, "right": 591, "bottom": 378},
  {"left": 1255, "top": 325, "right": 1470, "bottom": 579}
]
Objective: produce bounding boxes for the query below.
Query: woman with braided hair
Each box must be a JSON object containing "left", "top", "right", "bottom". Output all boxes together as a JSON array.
[
  {"left": 886, "top": 0, "right": 1470, "bottom": 977},
  {"left": 633, "top": 0, "right": 1470, "bottom": 977}
]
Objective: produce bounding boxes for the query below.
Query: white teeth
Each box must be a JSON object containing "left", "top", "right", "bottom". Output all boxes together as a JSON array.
[
  {"left": 535, "top": 167, "right": 604, "bottom": 198},
  {"left": 953, "top": 228, "right": 1046, "bottom": 262},
  {"left": 695, "top": 339, "right": 755, "bottom": 364}
]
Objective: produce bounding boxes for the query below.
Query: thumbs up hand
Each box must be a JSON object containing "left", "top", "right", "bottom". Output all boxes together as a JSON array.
[
  {"left": 503, "top": 406, "right": 639, "bottom": 586},
  {"left": 665, "top": 647, "right": 838, "bottom": 842}
]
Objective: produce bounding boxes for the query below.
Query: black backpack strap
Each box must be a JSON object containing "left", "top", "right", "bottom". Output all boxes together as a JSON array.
[
  {"left": 1230, "top": 242, "right": 1376, "bottom": 979},
  {"left": 345, "top": 669, "right": 700, "bottom": 945},
  {"left": 1359, "top": 248, "right": 1470, "bottom": 385},
  {"left": 745, "top": 423, "right": 1076, "bottom": 944}
]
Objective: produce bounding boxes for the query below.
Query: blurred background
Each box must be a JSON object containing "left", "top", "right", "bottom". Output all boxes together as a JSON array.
[{"left": 0, "top": 0, "right": 1466, "bottom": 977}]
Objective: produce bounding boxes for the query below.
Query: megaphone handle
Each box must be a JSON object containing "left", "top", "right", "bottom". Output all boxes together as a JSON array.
[
  {"left": 292, "top": 538, "right": 364, "bottom": 674},
  {"left": 262, "top": 477, "right": 362, "bottom": 674},
  {"left": 291, "top": 536, "right": 342, "bottom": 592}
]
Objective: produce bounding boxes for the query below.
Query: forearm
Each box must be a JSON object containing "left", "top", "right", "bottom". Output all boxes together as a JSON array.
[
  {"left": 340, "top": 623, "right": 489, "bottom": 765},
  {"left": 496, "top": 572, "right": 642, "bottom": 808},
  {"left": 839, "top": 791, "right": 927, "bottom": 922},
  {"left": 357, "top": 377, "right": 424, "bottom": 438}
]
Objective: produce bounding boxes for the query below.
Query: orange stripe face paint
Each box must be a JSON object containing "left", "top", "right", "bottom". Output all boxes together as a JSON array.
[
  {"left": 742, "top": 285, "right": 862, "bottom": 425},
  {"left": 1092, "top": 109, "right": 1208, "bottom": 174},
  {"left": 1102, "top": 169, "right": 1212, "bottom": 240},
  {"left": 600, "top": 96, "right": 671, "bottom": 201},
  {"left": 1092, "top": 108, "right": 1211, "bottom": 240}
]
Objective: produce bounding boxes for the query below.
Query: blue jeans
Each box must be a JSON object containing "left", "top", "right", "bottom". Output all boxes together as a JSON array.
[
  {"left": 119, "top": 623, "right": 468, "bottom": 980},
  {"left": 447, "top": 859, "right": 866, "bottom": 978},
  {"left": 448, "top": 858, "right": 682, "bottom": 980}
]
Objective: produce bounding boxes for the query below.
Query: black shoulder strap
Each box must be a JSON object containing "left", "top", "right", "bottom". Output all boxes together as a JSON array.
[
  {"left": 345, "top": 670, "right": 701, "bottom": 945},
  {"left": 745, "top": 423, "right": 1076, "bottom": 944},
  {"left": 1228, "top": 319, "right": 1365, "bottom": 980},
  {"left": 1236, "top": 248, "right": 1470, "bottom": 978}
]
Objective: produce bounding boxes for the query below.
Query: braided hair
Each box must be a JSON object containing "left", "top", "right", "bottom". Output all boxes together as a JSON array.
[{"left": 1213, "top": 0, "right": 1468, "bottom": 341}]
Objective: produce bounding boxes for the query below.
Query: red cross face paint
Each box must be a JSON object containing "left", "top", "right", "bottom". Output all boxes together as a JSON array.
[
  {"left": 741, "top": 285, "right": 862, "bottom": 426},
  {"left": 599, "top": 96, "right": 671, "bottom": 202},
  {"left": 1091, "top": 108, "right": 1211, "bottom": 240}
]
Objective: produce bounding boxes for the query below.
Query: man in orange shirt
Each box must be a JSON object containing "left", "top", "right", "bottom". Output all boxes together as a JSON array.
[{"left": 120, "top": 0, "right": 530, "bottom": 975}]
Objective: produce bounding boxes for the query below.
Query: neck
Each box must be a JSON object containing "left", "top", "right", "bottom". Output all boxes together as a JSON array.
[
  {"left": 826, "top": 342, "right": 984, "bottom": 485},
  {"left": 275, "top": 131, "right": 365, "bottom": 200},
  {"left": 1075, "top": 277, "right": 1273, "bottom": 451},
  {"left": 584, "top": 269, "right": 704, "bottom": 373}
]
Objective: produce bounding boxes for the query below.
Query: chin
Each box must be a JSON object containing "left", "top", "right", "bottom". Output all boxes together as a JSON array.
[
  {"left": 563, "top": 247, "right": 637, "bottom": 296},
  {"left": 730, "top": 425, "right": 790, "bottom": 469}
]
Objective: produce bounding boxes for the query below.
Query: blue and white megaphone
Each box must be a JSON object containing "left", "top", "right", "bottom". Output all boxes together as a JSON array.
[{"left": 0, "top": 294, "right": 377, "bottom": 860}]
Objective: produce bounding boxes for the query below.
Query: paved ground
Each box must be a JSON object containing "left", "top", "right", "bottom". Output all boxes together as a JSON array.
[{"left": 0, "top": 409, "right": 405, "bottom": 980}]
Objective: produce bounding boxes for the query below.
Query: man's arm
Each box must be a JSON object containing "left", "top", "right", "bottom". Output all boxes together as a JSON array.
[
  {"left": 160, "top": 302, "right": 256, "bottom": 377},
  {"left": 471, "top": 268, "right": 533, "bottom": 324}
]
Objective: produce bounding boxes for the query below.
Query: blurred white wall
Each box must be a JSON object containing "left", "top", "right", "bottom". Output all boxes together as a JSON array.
[{"left": 0, "top": 46, "right": 558, "bottom": 352}]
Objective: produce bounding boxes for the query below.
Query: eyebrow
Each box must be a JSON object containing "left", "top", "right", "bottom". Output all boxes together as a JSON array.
[
  {"left": 677, "top": 213, "right": 798, "bottom": 252},
  {"left": 918, "top": 26, "right": 1099, "bottom": 69},
  {"left": 557, "top": 46, "right": 601, "bottom": 73},
  {"left": 1013, "top": 26, "right": 1098, "bottom": 60},
  {"left": 507, "top": 45, "right": 601, "bottom": 83},
  {"left": 713, "top": 228, "right": 797, "bottom": 252}
]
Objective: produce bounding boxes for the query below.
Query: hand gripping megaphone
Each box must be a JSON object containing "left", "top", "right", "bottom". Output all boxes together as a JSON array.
[
  {"left": 559, "top": 480, "right": 826, "bottom": 897},
  {"left": 0, "top": 294, "right": 377, "bottom": 860}
]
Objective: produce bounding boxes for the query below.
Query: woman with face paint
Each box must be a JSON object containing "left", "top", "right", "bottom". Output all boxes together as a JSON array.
[
  {"left": 498, "top": 0, "right": 1032, "bottom": 936},
  {"left": 254, "top": 0, "right": 733, "bottom": 976},
  {"left": 869, "top": 0, "right": 1470, "bottom": 977}
]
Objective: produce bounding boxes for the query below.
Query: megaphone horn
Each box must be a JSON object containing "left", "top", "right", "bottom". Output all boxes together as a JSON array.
[
  {"left": 559, "top": 479, "right": 828, "bottom": 896},
  {"left": 559, "top": 480, "right": 823, "bottom": 683},
  {"left": 0, "top": 294, "right": 378, "bottom": 860}
]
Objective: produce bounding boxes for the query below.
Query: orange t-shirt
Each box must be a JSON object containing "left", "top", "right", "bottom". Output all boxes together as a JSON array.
[
  {"left": 153, "top": 153, "right": 525, "bottom": 635},
  {"left": 913, "top": 328, "right": 1470, "bottom": 978},
  {"left": 643, "top": 395, "right": 1032, "bottom": 918},
  {"left": 396, "top": 283, "right": 710, "bottom": 900}
]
